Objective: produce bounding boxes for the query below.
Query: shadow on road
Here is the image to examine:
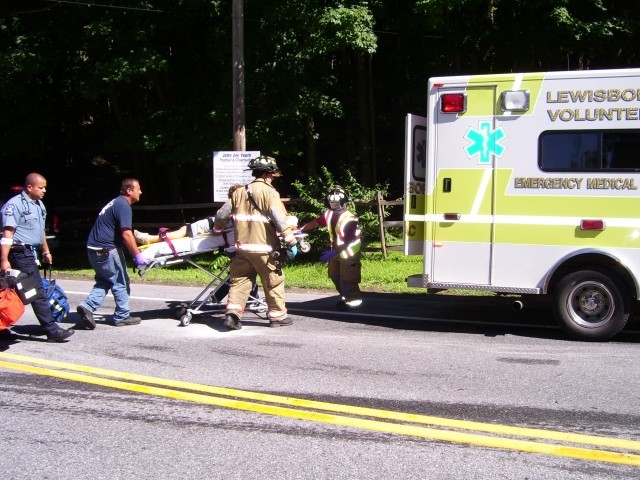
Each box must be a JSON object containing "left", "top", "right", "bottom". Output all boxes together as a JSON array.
[{"left": 287, "top": 292, "right": 640, "bottom": 344}]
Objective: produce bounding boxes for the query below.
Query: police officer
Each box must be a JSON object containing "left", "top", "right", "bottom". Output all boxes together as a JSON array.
[
  {"left": 214, "top": 156, "right": 298, "bottom": 330},
  {"left": 0, "top": 173, "right": 74, "bottom": 342}
]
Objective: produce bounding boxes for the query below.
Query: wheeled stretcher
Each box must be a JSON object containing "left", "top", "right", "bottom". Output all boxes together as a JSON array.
[
  {"left": 136, "top": 223, "right": 310, "bottom": 327},
  {"left": 137, "top": 231, "right": 267, "bottom": 326}
]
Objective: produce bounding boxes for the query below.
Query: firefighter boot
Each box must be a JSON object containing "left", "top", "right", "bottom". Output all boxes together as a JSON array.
[{"left": 223, "top": 312, "right": 242, "bottom": 330}]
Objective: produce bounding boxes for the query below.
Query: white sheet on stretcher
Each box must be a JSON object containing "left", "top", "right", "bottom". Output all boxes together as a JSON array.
[{"left": 140, "top": 232, "right": 234, "bottom": 261}]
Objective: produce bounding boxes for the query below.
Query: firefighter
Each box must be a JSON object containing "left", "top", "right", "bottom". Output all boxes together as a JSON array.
[
  {"left": 214, "top": 156, "right": 298, "bottom": 330},
  {"left": 300, "top": 185, "right": 363, "bottom": 310}
]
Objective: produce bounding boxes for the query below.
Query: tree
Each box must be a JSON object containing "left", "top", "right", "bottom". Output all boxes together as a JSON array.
[
  {"left": 0, "top": 0, "right": 638, "bottom": 207},
  {"left": 242, "top": 1, "right": 377, "bottom": 185}
]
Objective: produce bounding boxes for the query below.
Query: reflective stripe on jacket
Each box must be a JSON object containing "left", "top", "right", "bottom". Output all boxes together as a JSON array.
[
  {"left": 324, "top": 210, "right": 361, "bottom": 259},
  {"left": 214, "top": 179, "right": 293, "bottom": 253}
]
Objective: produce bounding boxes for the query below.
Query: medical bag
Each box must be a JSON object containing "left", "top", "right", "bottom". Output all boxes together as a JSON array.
[
  {"left": 0, "top": 274, "right": 25, "bottom": 329},
  {"left": 42, "top": 267, "right": 70, "bottom": 323},
  {"left": 10, "top": 271, "right": 39, "bottom": 305}
]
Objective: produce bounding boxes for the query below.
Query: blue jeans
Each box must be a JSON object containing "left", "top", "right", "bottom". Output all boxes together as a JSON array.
[{"left": 81, "top": 248, "right": 131, "bottom": 322}]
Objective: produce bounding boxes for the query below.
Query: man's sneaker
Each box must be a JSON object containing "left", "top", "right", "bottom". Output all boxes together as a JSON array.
[
  {"left": 75, "top": 304, "right": 96, "bottom": 330},
  {"left": 223, "top": 313, "right": 242, "bottom": 330},
  {"left": 269, "top": 316, "right": 293, "bottom": 327},
  {"left": 113, "top": 316, "right": 142, "bottom": 327},
  {"left": 133, "top": 230, "right": 150, "bottom": 245},
  {"left": 47, "top": 328, "right": 75, "bottom": 343}
]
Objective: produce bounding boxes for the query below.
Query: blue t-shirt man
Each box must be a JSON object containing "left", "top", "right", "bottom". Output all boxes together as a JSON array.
[
  {"left": 87, "top": 196, "right": 133, "bottom": 249},
  {"left": 75, "top": 178, "right": 149, "bottom": 329}
]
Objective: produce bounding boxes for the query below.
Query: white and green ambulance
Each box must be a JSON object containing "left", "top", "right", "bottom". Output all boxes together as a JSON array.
[{"left": 404, "top": 68, "right": 640, "bottom": 341}]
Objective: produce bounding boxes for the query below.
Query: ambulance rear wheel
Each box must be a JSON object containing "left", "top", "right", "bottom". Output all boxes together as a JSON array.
[{"left": 554, "top": 269, "right": 629, "bottom": 341}]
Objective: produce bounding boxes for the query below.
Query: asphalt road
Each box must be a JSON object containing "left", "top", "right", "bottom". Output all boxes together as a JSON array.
[{"left": 1, "top": 279, "right": 639, "bottom": 479}]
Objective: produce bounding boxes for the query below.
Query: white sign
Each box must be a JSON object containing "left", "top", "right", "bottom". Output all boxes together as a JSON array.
[{"left": 212, "top": 151, "right": 259, "bottom": 202}]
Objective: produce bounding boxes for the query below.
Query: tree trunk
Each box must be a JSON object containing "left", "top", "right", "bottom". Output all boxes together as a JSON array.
[
  {"left": 305, "top": 115, "right": 317, "bottom": 175},
  {"left": 356, "top": 53, "right": 373, "bottom": 185},
  {"left": 232, "top": 0, "right": 245, "bottom": 151},
  {"left": 368, "top": 54, "right": 377, "bottom": 184}
]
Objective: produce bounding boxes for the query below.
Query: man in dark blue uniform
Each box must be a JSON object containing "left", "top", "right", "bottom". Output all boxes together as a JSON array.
[
  {"left": 0, "top": 173, "right": 74, "bottom": 342},
  {"left": 75, "top": 178, "right": 149, "bottom": 328}
]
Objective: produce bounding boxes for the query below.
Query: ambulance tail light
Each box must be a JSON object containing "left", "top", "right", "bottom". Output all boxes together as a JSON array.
[
  {"left": 440, "top": 93, "right": 466, "bottom": 114},
  {"left": 580, "top": 219, "right": 605, "bottom": 231},
  {"left": 500, "top": 90, "right": 530, "bottom": 112}
]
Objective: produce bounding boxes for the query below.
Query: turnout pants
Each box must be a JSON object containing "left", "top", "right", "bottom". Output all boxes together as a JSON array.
[
  {"left": 328, "top": 252, "right": 362, "bottom": 303},
  {"left": 226, "top": 251, "right": 286, "bottom": 319}
]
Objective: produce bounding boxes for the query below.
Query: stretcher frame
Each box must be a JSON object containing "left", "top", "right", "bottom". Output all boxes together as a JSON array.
[
  {"left": 138, "top": 249, "right": 267, "bottom": 327},
  {"left": 135, "top": 227, "right": 310, "bottom": 327}
]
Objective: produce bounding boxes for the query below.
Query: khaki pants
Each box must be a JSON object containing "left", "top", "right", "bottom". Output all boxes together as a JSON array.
[
  {"left": 226, "top": 251, "right": 287, "bottom": 319},
  {"left": 328, "top": 252, "right": 362, "bottom": 302}
]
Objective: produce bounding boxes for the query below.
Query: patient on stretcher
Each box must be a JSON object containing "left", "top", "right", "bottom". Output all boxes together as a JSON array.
[
  {"left": 136, "top": 219, "right": 234, "bottom": 261},
  {"left": 136, "top": 215, "right": 300, "bottom": 261},
  {"left": 135, "top": 183, "right": 241, "bottom": 260}
]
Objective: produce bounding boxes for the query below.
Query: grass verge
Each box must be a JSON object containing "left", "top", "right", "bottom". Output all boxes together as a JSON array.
[{"left": 50, "top": 247, "right": 427, "bottom": 294}]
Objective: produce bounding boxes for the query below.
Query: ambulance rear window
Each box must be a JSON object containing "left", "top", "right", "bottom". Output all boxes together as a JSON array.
[{"left": 539, "top": 130, "right": 640, "bottom": 172}]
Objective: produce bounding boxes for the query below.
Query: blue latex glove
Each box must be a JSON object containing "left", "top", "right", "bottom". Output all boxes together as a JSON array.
[
  {"left": 319, "top": 250, "right": 337, "bottom": 263},
  {"left": 286, "top": 244, "right": 298, "bottom": 260},
  {"left": 134, "top": 252, "right": 149, "bottom": 266}
]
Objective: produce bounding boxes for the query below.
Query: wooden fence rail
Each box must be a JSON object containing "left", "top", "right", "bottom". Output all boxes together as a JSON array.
[
  {"left": 374, "top": 191, "right": 404, "bottom": 258},
  {"left": 56, "top": 193, "right": 404, "bottom": 256}
]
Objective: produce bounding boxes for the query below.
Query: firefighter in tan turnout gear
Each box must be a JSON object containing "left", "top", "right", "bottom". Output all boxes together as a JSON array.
[{"left": 214, "top": 156, "right": 299, "bottom": 330}]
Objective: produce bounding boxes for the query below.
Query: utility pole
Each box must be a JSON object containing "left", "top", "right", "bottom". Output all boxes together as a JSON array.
[{"left": 232, "top": 0, "right": 245, "bottom": 151}]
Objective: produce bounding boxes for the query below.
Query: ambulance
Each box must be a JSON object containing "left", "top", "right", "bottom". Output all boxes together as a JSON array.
[{"left": 404, "top": 68, "right": 640, "bottom": 341}]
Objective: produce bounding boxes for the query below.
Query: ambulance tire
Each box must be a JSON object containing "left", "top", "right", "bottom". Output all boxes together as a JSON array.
[{"left": 554, "top": 269, "right": 630, "bottom": 341}]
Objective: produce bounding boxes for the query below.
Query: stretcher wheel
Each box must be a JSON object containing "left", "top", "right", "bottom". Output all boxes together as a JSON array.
[
  {"left": 173, "top": 304, "right": 188, "bottom": 320},
  {"left": 299, "top": 241, "right": 311, "bottom": 253},
  {"left": 180, "top": 313, "right": 192, "bottom": 327},
  {"left": 255, "top": 300, "right": 267, "bottom": 313}
]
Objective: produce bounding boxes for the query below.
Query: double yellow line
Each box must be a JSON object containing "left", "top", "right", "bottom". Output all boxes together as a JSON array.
[{"left": 1, "top": 352, "right": 639, "bottom": 466}]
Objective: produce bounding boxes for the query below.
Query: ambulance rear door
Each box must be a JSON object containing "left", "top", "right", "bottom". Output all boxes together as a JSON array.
[
  {"left": 430, "top": 83, "right": 498, "bottom": 285},
  {"left": 404, "top": 114, "right": 427, "bottom": 256}
]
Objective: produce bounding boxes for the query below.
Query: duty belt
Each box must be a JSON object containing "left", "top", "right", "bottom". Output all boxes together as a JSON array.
[{"left": 10, "top": 243, "right": 40, "bottom": 251}]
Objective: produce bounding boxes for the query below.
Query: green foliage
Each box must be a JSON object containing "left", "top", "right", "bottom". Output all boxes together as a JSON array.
[
  {"left": 53, "top": 248, "right": 425, "bottom": 294},
  {"left": 1, "top": 0, "right": 639, "bottom": 207},
  {"left": 290, "top": 166, "right": 389, "bottom": 249},
  {"left": 316, "top": 5, "right": 377, "bottom": 54},
  {"left": 411, "top": 0, "right": 640, "bottom": 72},
  {"left": 246, "top": 0, "right": 379, "bottom": 163}
]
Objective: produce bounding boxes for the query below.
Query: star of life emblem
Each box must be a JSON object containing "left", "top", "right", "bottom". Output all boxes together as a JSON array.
[{"left": 464, "top": 121, "right": 507, "bottom": 165}]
